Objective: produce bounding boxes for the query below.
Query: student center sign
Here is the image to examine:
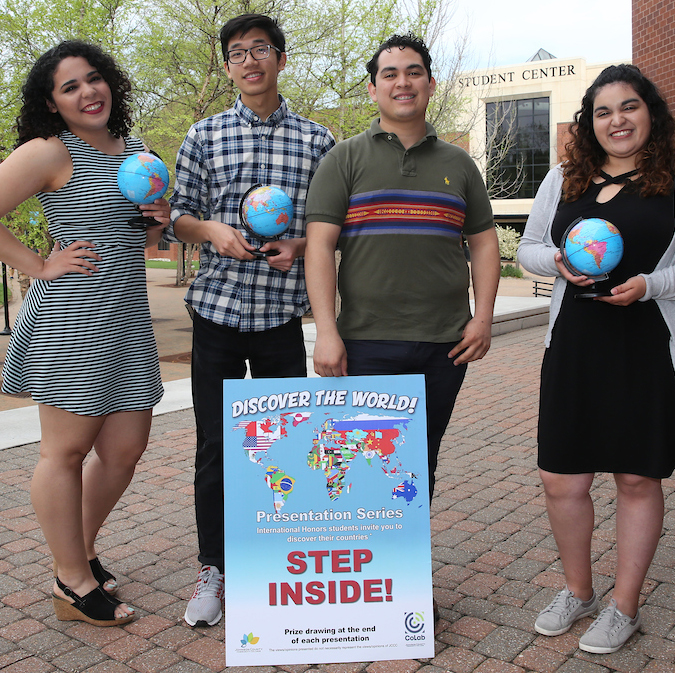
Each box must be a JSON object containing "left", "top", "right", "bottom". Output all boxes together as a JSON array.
[
  {"left": 457, "top": 52, "right": 630, "bottom": 229},
  {"left": 459, "top": 62, "right": 579, "bottom": 89}
]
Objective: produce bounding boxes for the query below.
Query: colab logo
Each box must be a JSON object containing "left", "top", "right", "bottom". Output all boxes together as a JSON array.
[
  {"left": 240, "top": 632, "right": 260, "bottom": 647},
  {"left": 404, "top": 612, "right": 426, "bottom": 641}
]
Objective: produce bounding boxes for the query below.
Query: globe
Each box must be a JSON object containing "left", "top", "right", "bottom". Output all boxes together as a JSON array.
[
  {"left": 239, "top": 185, "right": 293, "bottom": 240},
  {"left": 561, "top": 218, "right": 624, "bottom": 279},
  {"left": 117, "top": 153, "right": 170, "bottom": 205}
]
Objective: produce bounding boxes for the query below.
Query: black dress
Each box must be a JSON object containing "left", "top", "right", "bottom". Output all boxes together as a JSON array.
[{"left": 538, "top": 181, "right": 675, "bottom": 478}]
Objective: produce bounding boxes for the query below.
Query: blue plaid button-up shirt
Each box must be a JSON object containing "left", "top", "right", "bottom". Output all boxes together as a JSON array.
[{"left": 167, "top": 95, "right": 335, "bottom": 332}]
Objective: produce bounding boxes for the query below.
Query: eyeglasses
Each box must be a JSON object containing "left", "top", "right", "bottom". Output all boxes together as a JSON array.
[{"left": 226, "top": 44, "right": 281, "bottom": 65}]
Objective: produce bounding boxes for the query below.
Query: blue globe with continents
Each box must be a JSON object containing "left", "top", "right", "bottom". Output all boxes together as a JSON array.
[
  {"left": 561, "top": 218, "right": 623, "bottom": 279},
  {"left": 239, "top": 184, "right": 293, "bottom": 240},
  {"left": 117, "top": 152, "right": 169, "bottom": 205}
]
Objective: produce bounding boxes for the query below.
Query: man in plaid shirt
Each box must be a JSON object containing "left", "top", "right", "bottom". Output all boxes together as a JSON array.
[{"left": 166, "top": 12, "right": 335, "bottom": 627}]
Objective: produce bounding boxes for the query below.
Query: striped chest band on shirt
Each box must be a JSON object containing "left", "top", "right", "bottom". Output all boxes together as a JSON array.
[{"left": 342, "top": 189, "right": 466, "bottom": 238}]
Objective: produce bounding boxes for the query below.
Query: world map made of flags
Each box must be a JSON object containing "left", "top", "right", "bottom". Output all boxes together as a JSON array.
[{"left": 232, "top": 412, "right": 418, "bottom": 512}]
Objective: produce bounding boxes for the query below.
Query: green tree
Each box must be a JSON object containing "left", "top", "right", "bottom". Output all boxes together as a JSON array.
[
  {"left": 281, "top": 0, "right": 399, "bottom": 141},
  {"left": 0, "top": 0, "right": 473, "bottom": 283},
  {"left": 281, "top": 0, "right": 470, "bottom": 142}
]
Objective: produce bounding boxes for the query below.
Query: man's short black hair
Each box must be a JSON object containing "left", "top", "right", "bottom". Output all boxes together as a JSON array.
[
  {"left": 220, "top": 13, "right": 285, "bottom": 63},
  {"left": 366, "top": 33, "right": 432, "bottom": 85}
]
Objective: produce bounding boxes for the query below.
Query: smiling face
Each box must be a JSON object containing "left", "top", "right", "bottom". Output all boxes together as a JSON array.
[
  {"left": 592, "top": 82, "right": 652, "bottom": 167},
  {"left": 224, "top": 27, "right": 286, "bottom": 109},
  {"left": 46, "top": 56, "right": 112, "bottom": 136},
  {"left": 367, "top": 46, "right": 435, "bottom": 130}
]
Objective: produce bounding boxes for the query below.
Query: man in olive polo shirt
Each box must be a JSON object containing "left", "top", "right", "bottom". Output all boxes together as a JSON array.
[{"left": 304, "top": 33, "right": 500, "bottom": 501}]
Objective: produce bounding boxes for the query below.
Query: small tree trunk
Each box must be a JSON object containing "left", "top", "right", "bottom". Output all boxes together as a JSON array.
[
  {"left": 187, "top": 244, "right": 198, "bottom": 280},
  {"left": 175, "top": 243, "right": 198, "bottom": 286},
  {"left": 176, "top": 243, "right": 186, "bottom": 286}
]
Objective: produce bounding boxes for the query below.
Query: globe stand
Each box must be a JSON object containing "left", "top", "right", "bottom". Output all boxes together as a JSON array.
[
  {"left": 127, "top": 210, "right": 157, "bottom": 229},
  {"left": 574, "top": 282, "right": 612, "bottom": 300},
  {"left": 251, "top": 245, "right": 281, "bottom": 258}
]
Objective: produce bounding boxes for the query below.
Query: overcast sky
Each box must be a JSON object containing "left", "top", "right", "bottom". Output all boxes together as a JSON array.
[{"left": 442, "top": 0, "right": 632, "bottom": 70}]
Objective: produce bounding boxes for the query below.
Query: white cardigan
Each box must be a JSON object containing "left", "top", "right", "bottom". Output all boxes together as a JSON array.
[{"left": 518, "top": 164, "right": 675, "bottom": 364}]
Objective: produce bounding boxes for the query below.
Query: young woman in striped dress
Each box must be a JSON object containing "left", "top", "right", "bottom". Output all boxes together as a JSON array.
[{"left": 0, "top": 41, "right": 168, "bottom": 626}]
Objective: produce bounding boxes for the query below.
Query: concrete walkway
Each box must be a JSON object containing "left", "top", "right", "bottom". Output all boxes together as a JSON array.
[{"left": 2, "top": 271, "right": 674, "bottom": 672}]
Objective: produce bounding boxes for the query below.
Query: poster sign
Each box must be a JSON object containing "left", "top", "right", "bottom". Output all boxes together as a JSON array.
[{"left": 223, "top": 374, "right": 433, "bottom": 666}]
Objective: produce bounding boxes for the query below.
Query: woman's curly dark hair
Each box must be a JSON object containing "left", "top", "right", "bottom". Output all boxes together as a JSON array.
[
  {"left": 563, "top": 64, "right": 675, "bottom": 201},
  {"left": 16, "top": 40, "right": 133, "bottom": 146}
]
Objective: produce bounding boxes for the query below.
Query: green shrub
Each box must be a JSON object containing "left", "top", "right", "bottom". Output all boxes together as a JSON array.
[{"left": 501, "top": 264, "right": 523, "bottom": 278}]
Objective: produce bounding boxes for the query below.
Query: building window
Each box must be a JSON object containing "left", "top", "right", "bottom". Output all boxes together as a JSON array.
[
  {"left": 486, "top": 97, "right": 550, "bottom": 199},
  {"left": 157, "top": 239, "right": 170, "bottom": 251}
]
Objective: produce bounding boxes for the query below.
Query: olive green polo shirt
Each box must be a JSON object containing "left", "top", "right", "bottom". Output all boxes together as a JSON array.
[{"left": 306, "top": 119, "right": 494, "bottom": 342}]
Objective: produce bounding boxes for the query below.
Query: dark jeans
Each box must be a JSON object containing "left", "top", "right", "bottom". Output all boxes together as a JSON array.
[
  {"left": 344, "top": 339, "right": 467, "bottom": 501},
  {"left": 191, "top": 312, "right": 307, "bottom": 569}
]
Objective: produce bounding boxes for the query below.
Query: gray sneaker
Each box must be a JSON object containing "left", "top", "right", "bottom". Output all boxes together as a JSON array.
[
  {"left": 184, "top": 565, "right": 224, "bottom": 627},
  {"left": 535, "top": 586, "right": 599, "bottom": 636},
  {"left": 578, "top": 598, "right": 641, "bottom": 653}
]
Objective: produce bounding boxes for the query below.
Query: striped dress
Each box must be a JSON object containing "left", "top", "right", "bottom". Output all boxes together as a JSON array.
[{"left": 1, "top": 131, "right": 163, "bottom": 416}]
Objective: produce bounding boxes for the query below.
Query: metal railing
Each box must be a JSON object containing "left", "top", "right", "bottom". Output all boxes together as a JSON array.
[{"left": 533, "top": 280, "right": 554, "bottom": 297}]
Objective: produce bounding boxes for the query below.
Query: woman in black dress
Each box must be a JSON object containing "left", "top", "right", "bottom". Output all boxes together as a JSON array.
[{"left": 519, "top": 65, "right": 675, "bottom": 654}]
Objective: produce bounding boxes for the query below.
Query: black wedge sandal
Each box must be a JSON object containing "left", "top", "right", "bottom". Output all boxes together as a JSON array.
[
  {"left": 52, "top": 576, "right": 134, "bottom": 626},
  {"left": 89, "top": 557, "right": 119, "bottom": 596},
  {"left": 53, "top": 557, "right": 119, "bottom": 596}
]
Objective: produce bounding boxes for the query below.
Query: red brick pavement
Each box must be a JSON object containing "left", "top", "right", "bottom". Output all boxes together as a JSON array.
[{"left": 1, "top": 324, "right": 675, "bottom": 672}]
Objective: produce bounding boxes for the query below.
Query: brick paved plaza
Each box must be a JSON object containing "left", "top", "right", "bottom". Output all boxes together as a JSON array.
[{"left": 1, "top": 324, "right": 675, "bottom": 672}]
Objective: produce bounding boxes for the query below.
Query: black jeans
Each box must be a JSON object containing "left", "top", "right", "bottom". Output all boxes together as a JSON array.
[
  {"left": 344, "top": 339, "right": 467, "bottom": 501},
  {"left": 191, "top": 312, "right": 307, "bottom": 569}
]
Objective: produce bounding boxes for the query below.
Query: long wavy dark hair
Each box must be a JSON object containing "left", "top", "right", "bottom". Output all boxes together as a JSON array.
[
  {"left": 563, "top": 64, "right": 675, "bottom": 201},
  {"left": 16, "top": 40, "right": 133, "bottom": 146}
]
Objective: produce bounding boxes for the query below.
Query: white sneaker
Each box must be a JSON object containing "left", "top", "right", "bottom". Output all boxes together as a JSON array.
[
  {"left": 579, "top": 598, "right": 641, "bottom": 654},
  {"left": 534, "top": 586, "right": 598, "bottom": 636},
  {"left": 184, "top": 565, "right": 224, "bottom": 627}
]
